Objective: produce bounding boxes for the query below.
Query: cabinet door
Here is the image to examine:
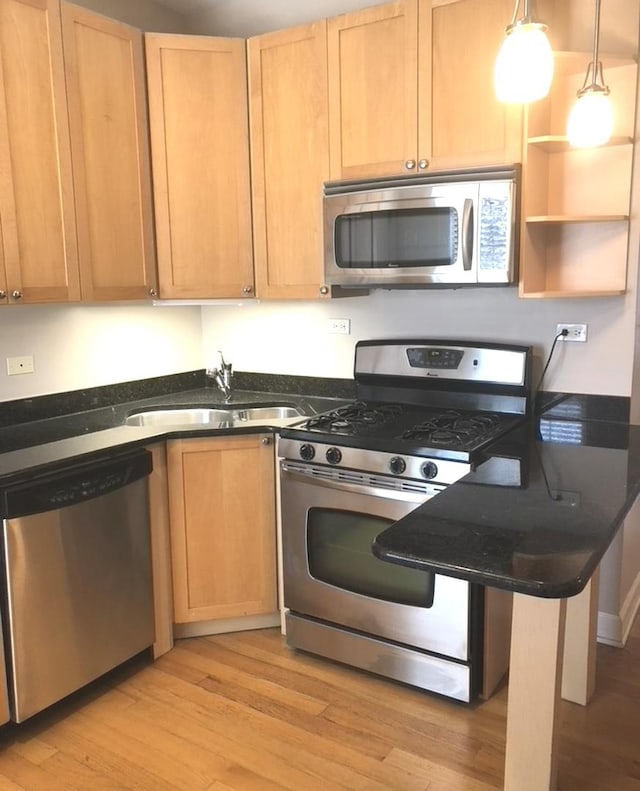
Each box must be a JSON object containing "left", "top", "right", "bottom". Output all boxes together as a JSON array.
[
  {"left": 167, "top": 435, "right": 277, "bottom": 624},
  {"left": 249, "top": 21, "right": 330, "bottom": 300},
  {"left": 62, "top": 3, "right": 157, "bottom": 302},
  {"left": 146, "top": 34, "right": 254, "bottom": 300},
  {"left": 430, "top": 0, "right": 522, "bottom": 170},
  {"left": 0, "top": 0, "right": 80, "bottom": 304},
  {"left": 328, "top": 0, "right": 423, "bottom": 179}
]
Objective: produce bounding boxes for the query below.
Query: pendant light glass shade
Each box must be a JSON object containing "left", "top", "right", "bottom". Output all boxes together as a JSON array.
[
  {"left": 494, "top": 1, "right": 554, "bottom": 103},
  {"left": 567, "top": 86, "right": 613, "bottom": 147},
  {"left": 567, "top": 0, "right": 612, "bottom": 148}
]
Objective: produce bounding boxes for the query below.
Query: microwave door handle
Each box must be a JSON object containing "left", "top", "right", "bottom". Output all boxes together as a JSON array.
[{"left": 461, "top": 199, "right": 474, "bottom": 271}]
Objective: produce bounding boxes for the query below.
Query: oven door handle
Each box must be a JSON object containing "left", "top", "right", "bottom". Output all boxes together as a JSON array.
[{"left": 280, "top": 463, "right": 443, "bottom": 503}]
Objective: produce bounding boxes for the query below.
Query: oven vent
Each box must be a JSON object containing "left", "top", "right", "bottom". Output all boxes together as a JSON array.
[
  {"left": 284, "top": 461, "right": 439, "bottom": 498},
  {"left": 365, "top": 473, "right": 434, "bottom": 496}
]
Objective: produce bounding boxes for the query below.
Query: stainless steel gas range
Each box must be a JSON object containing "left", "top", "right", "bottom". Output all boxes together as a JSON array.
[{"left": 278, "top": 339, "right": 531, "bottom": 702}]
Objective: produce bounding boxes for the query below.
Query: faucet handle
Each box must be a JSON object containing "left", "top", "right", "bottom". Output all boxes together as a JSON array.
[{"left": 218, "top": 350, "right": 232, "bottom": 373}]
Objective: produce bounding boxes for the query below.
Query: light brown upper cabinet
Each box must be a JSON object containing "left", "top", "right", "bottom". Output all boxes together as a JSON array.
[
  {"left": 248, "top": 21, "right": 331, "bottom": 300},
  {"left": 328, "top": 0, "right": 427, "bottom": 180},
  {"left": 0, "top": 0, "right": 80, "bottom": 305},
  {"left": 62, "top": 3, "right": 157, "bottom": 302},
  {"left": 327, "top": 0, "right": 522, "bottom": 181},
  {"left": 430, "top": 0, "right": 522, "bottom": 171},
  {"left": 145, "top": 34, "right": 254, "bottom": 300},
  {"left": 167, "top": 434, "right": 277, "bottom": 625}
]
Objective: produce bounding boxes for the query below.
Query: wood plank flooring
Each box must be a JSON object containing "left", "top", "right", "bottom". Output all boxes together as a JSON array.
[{"left": 0, "top": 612, "right": 637, "bottom": 790}]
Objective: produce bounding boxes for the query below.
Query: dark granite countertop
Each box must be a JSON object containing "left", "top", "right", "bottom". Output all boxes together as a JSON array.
[
  {"left": 373, "top": 400, "right": 640, "bottom": 599},
  {"left": 2, "top": 377, "right": 636, "bottom": 601},
  {"left": 0, "top": 372, "right": 353, "bottom": 487}
]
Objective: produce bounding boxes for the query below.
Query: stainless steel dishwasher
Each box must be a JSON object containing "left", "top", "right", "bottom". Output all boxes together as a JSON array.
[{"left": 0, "top": 448, "right": 154, "bottom": 722}]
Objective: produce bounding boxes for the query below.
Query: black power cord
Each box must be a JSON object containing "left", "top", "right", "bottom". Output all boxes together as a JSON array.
[{"left": 534, "top": 328, "right": 569, "bottom": 408}]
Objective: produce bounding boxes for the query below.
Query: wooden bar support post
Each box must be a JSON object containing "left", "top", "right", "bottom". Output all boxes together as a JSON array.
[
  {"left": 561, "top": 570, "right": 600, "bottom": 705},
  {"left": 504, "top": 593, "right": 567, "bottom": 791}
]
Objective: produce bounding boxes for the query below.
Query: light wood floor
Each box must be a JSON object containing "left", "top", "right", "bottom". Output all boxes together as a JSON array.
[{"left": 0, "top": 612, "right": 637, "bottom": 791}]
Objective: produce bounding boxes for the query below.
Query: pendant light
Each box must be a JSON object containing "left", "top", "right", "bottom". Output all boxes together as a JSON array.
[
  {"left": 566, "top": 0, "right": 613, "bottom": 148},
  {"left": 494, "top": 0, "right": 554, "bottom": 104}
]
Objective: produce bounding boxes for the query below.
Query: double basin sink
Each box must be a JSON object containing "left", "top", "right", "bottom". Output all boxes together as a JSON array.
[{"left": 124, "top": 405, "right": 305, "bottom": 429}]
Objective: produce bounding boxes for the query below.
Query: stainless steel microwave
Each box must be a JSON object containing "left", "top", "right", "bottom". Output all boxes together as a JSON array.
[{"left": 323, "top": 166, "right": 519, "bottom": 289}]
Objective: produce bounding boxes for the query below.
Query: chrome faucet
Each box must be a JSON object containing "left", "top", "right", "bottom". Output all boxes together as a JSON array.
[{"left": 206, "top": 351, "right": 233, "bottom": 401}]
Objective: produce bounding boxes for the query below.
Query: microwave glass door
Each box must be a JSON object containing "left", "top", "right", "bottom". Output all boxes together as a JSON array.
[{"left": 334, "top": 206, "right": 458, "bottom": 269}]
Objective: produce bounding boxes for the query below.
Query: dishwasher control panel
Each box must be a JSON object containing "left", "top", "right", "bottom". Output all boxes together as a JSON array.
[{"left": 1, "top": 450, "right": 152, "bottom": 519}]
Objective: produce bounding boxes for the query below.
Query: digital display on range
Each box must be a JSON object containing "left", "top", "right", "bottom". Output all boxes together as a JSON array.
[{"left": 406, "top": 347, "right": 464, "bottom": 369}]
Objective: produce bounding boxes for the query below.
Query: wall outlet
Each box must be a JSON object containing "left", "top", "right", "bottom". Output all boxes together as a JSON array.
[
  {"left": 6, "top": 355, "right": 35, "bottom": 375},
  {"left": 328, "top": 318, "right": 351, "bottom": 335},
  {"left": 550, "top": 490, "right": 581, "bottom": 507},
  {"left": 556, "top": 323, "right": 588, "bottom": 342}
]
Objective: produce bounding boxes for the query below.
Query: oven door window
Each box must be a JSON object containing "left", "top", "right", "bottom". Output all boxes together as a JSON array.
[
  {"left": 307, "top": 508, "right": 435, "bottom": 607},
  {"left": 334, "top": 207, "right": 458, "bottom": 269}
]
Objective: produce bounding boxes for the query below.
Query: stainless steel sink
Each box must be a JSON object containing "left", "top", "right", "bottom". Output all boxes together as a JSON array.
[
  {"left": 124, "top": 408, "right": 234, "bottom": 427},
  {"left": 123, "top": 404, "right": 305, "bottom": 428},
  {"left": 232, "top": 406, "right": 302, "bottom": 422}
]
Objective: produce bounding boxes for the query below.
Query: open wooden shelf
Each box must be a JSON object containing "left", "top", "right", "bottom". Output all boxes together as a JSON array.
[
  {"left": 552, "top": 50, "right": 636, "bottom": 77},
  {"left": 526, "top": 214, "right": 629, "bottom": 224},
  {"left": 521, "top": 288, "right": 627, "bottom": 299},
  {"left": 527, "top": 135, "right": 633, "bottom": 153},
  {"left": 518, "top": 51, "right": 637, "bottom": 299}
]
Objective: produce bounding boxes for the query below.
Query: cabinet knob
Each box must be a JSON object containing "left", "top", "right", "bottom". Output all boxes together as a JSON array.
[
  {"left": 418, "top": 159, "right": 429, "bottom": 170},
  {"left": 261, "top": 437, "right": 271, "bottom": 446},
  {"left": 242, "top": 285, "right": 253, "bottom": 294},
  {"left": 319, "top": 285, "right": 329, "bottom": 295},
  {"left": 11, "top": 290, "right": 22, "bottom": 300},
  {"left": 404, "top": 159, "right": 416, "bottom": 170},
  {"left": 148, "top": 287, "right": 158, "bottom": 298},
  {"left": 0, "top": 291, "right": 6, "bottom": 300}
]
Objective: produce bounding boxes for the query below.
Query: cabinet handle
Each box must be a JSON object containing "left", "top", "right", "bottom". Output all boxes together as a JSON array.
[
  {"left": 11, "top": 290, "right": 22, "bottom": 300},
  {"left": 261, "top": 437, "right": 271, "bottom": 446},
  {"left": 242, "top": 285, "right": 253, "bottom": 294},
  {"left": 148, "top": 287, "right": 158, "bottom": 298},
  {"left": 319, "top": 285, "right": 329, "bottom": 295},
  {"left": 404, "top": 159, "right": 416, "bottom": 170},
  {"left": 418, "top": 159, "right": 429, "bottom": 170}
]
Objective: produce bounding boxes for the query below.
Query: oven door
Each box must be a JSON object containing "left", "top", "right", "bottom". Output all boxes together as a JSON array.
[{"left": 280, "top": 461, "right": 473, "bottom": 661}]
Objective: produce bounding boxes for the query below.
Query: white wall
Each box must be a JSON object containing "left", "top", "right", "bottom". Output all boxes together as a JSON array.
[
  {"left": 201, "top": 287, "right": 637, "bottom": 396},
  {"left": 0, "top": 305, "right": 202, "bottom": 402},
  {"left": 182, "top": 0, "right": 378, "bottom": 36},
  {"left": 598, "top": 498, "right": 640, "bottom": 646},
  {"left": 70, "top": 0, "right": 188, "bottom": 32}
]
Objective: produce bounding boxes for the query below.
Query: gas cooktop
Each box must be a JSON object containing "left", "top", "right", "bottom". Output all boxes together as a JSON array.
[
  {"left": 279, "top": 338, "right": 532, "bottom": 469},
  {"left": 291, "top": 400, "right": 525, "bottom": 461}
]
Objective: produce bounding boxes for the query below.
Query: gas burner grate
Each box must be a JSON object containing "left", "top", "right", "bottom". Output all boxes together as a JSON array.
[
  {"left": 401, "top": 410, "right": 505, "bottom": 448},
  {"left": 304, "top": 401, "right": 404, "bottom": 435}
]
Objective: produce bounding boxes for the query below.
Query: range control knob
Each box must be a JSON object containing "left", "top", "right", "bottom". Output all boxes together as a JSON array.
[
  {"left": 299, "top": 443, "right": 315, "bottom": 461},
  {"left": 421, "top": 461, "right": 438, "bottom": 480},
  {"left": 326, "top": 447, "right": 342, "bottom": 465},
  {"left": 389, "top": 456, "right": 406, "bottom": 475}
]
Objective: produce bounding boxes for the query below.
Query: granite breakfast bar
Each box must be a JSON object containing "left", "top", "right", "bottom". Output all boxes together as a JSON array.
[{"left": 373, "top": 414, "right": 640, "bottom": 791}]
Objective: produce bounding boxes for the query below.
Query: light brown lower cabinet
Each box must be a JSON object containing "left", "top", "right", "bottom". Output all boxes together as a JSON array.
[{"left": 166, "top": 434, "right": 277, "bottom": 625}]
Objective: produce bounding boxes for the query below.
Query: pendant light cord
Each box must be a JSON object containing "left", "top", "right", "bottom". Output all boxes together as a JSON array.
[
  {"left": 592, "top": 0, "right": 602, "bottom": 67},
  {"left": 508, "top": 0, "right": 519, "bottom": 26}
]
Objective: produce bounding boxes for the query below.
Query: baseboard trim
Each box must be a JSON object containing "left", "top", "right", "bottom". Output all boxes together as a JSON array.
[
  {"left": 173, "top": 612, "right": 280, "bottom": 639},
  {"left": 597, "top": 571, "right": 640, "bottom": 647}
]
